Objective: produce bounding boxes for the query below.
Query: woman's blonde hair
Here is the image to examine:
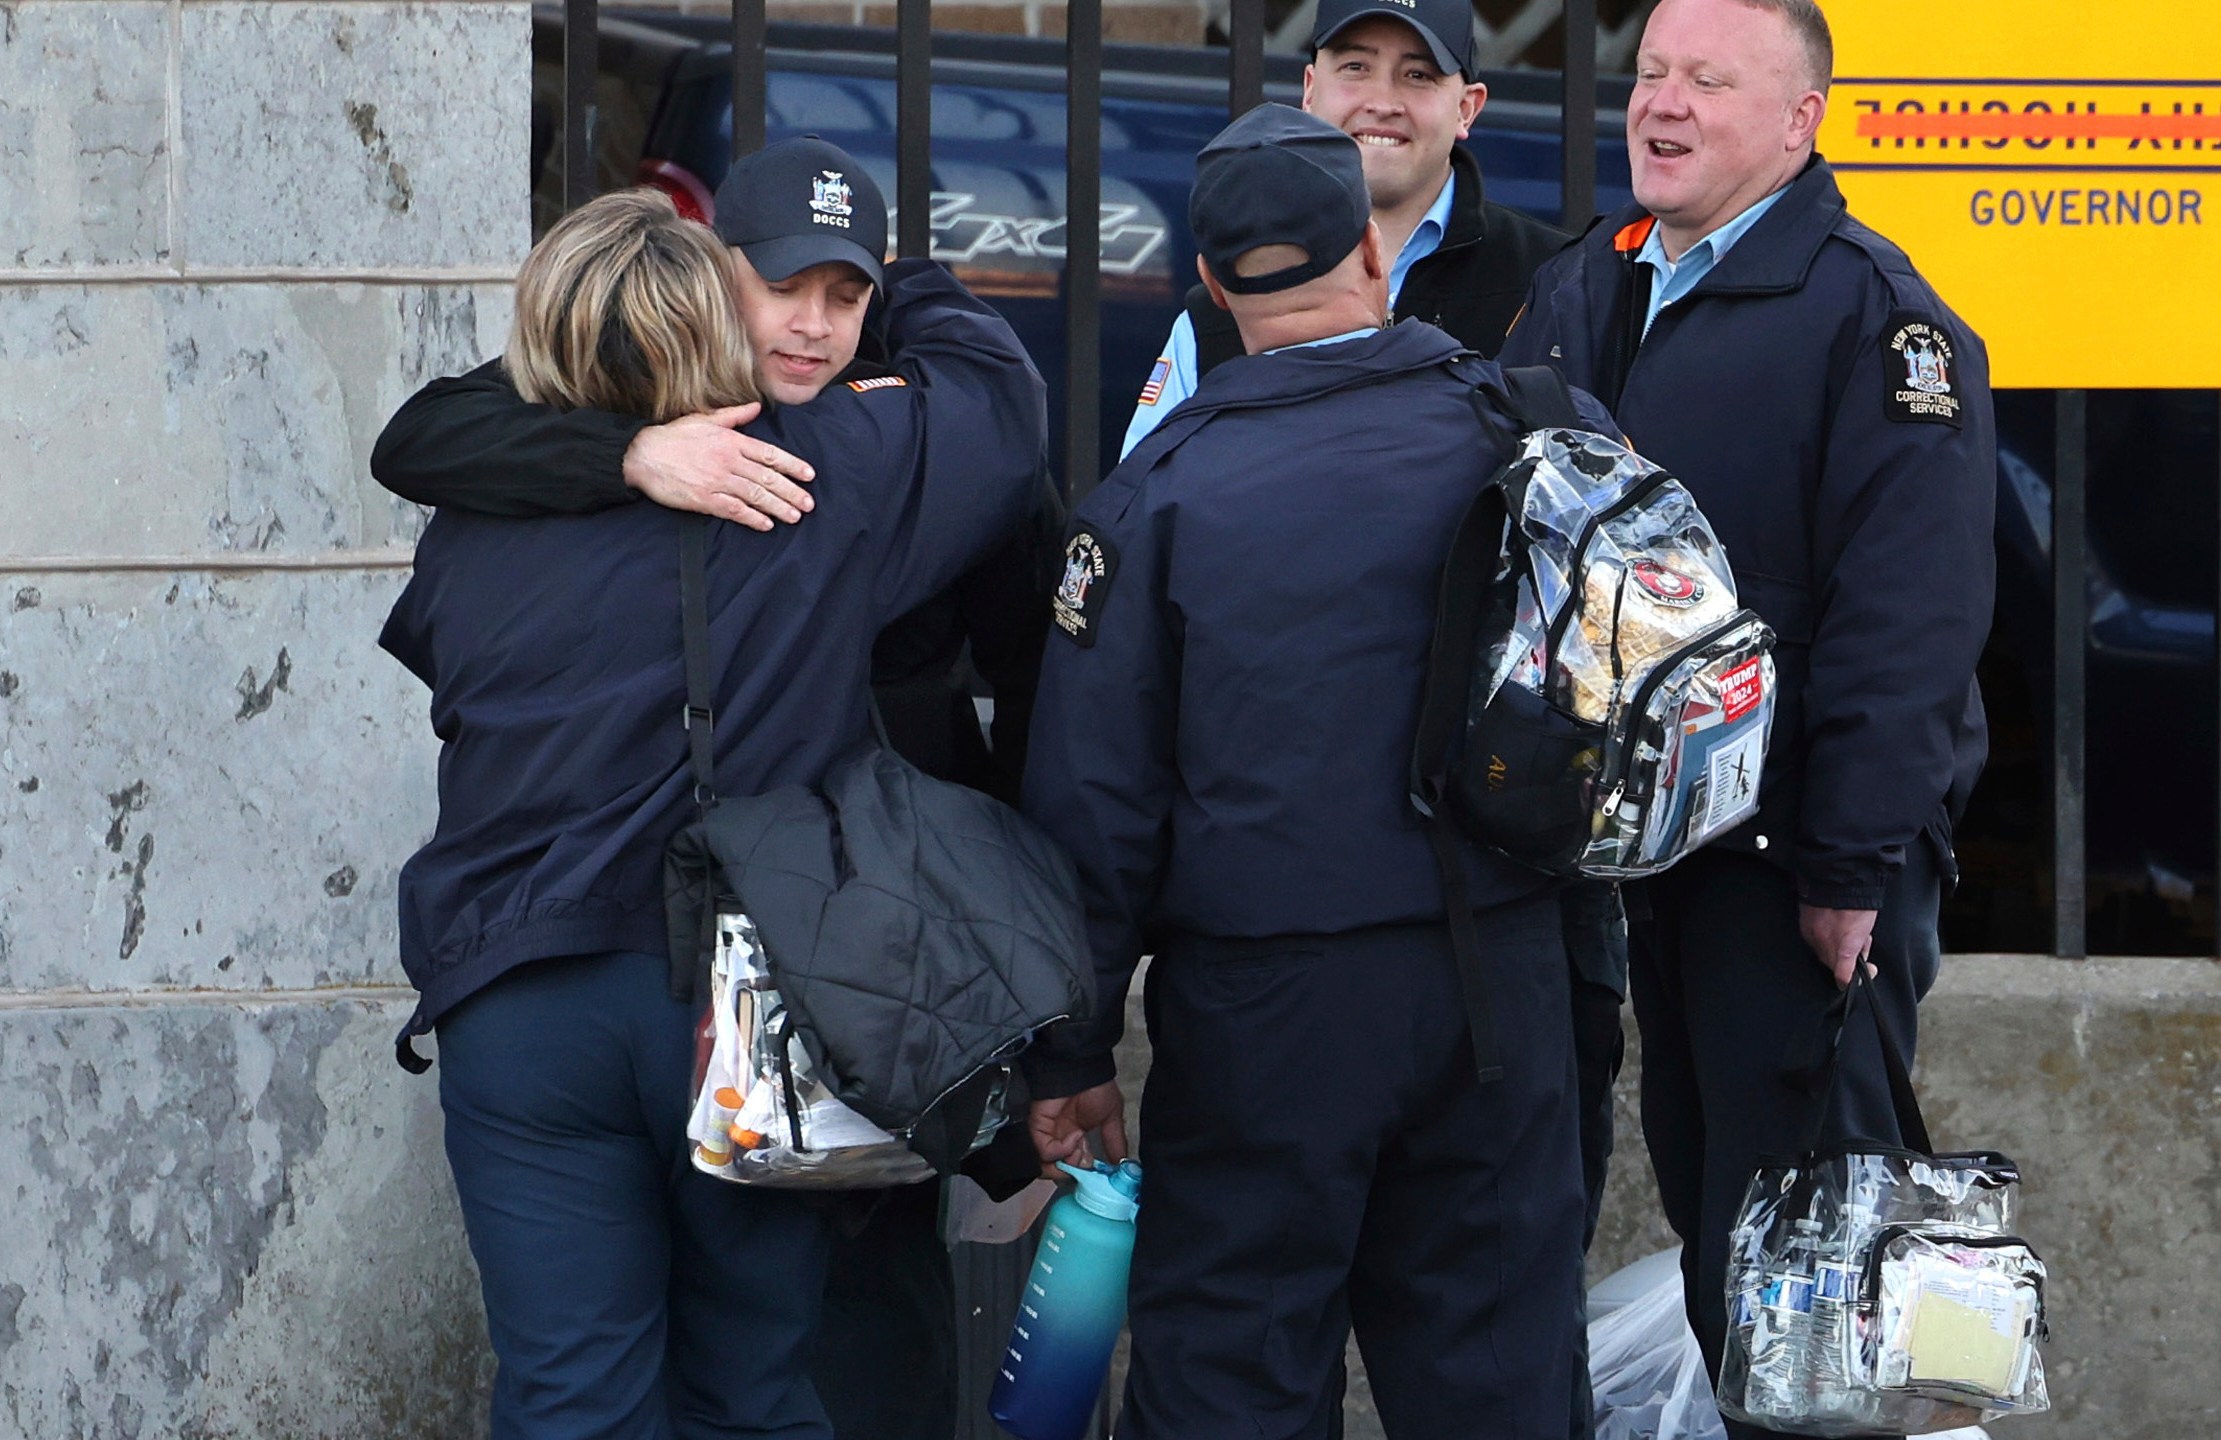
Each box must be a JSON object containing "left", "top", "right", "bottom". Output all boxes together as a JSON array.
[{"left": 507, "top": 189, "right": 760, "bottom": 421}]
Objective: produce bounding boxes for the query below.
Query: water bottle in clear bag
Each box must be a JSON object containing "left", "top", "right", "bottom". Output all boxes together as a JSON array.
[{"left": 1747, "top": 1216, "right": 1822, "bottom": 1419}]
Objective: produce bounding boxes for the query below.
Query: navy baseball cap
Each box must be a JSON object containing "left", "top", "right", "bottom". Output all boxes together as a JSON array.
[
  {"left": 1310, "top": 0, "right": 1476, "bottom": 80},
  {"left": 713, "top": 136, "right": 887, "bottom": 286},
  {"left": 1190, "top": 104, "right": 1372, "bottom": 296}
]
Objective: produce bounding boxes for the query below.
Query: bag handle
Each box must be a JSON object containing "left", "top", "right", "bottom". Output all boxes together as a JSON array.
[{"left": 1795, "top": 962, "right": 1933, "bottom": 1158}]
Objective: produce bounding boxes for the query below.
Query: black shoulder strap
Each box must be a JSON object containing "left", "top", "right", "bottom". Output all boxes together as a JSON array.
[
  {"left": 672, "top": 516, "right": 721, "bottom": 1007},
  {"left": 1497, "top": 365, "right": 1583, "bottom": 432},
  {"left": 678, "top": 512, "right": 893, "bottom": 802},
  {"left": 1408, "top": 449, "right": 1518, "bottom": 1086},
  {"left": 681, "top": 515, "right": 717, "bottom": 806},
  {"left": 1184, "top": 283, "right": 1245, "bottom": 379},
  {"left": 1410, "top": 481, "right": 1510, "bottom": 817}
]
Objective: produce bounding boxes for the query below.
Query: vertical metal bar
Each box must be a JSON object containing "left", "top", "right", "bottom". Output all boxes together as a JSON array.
[
  {"left": 1560, "top": 0, "right": 1597, "bottom": 230},
  {"left": 2053, "top": 389, "right": 2088, "bottom": 959},
  {"left": 1065, "top": 0, "right": 1103, "bottom": 498},
  {"left": 1228, "top": 0, "right": 1265, "bottom": 118},
  {"left": 896, "top": 0, "right": 933, "bottom": 258},
  {"left": 562, "top": 0, "right": 599, "bottom": 212},
  {"left": 730, "top": 0, "right": 767, "bottom": 160}
]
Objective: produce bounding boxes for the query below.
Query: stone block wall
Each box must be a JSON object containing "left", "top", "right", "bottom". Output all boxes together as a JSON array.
[{"left": 0, "top": 3, "right": 523, "bottom": 1434}]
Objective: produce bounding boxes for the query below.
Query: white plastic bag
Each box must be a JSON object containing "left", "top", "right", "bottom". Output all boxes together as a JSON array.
[{"left": 1588, "top": 1249, "right": 1727, "bottom": 1440}]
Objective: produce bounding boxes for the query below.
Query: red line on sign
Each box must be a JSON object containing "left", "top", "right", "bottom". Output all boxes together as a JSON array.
[{"left": 1857, "top": 111, "right": 2221, "bottom": 143}]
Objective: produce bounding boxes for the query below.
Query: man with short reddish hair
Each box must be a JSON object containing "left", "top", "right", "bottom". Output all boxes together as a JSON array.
[{"left": 1503, "top": 3, "right": 1996, "bottom": 1433}]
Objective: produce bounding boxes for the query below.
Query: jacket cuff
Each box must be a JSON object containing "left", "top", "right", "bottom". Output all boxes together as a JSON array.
[
  {"left": 592, "top": 420, "right": 650, "bottom": 504},
  {"left": 1019, "top": 1045, "right": 1117, "bottom": 1100},
  {"left": 1794, "top": 863, "right": 1892, "bottom": 912}
]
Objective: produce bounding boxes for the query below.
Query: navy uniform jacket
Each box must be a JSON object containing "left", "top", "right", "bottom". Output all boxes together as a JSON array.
[
  {"left": 1500, "top": 158, "right": 1996, "bottom": 912},
  {"left": 376, "top": 263, "right": 1046, "bottom": 1056},
  {"left": 1021, "top": 321, "right": 1617, "bottom": 1095}
]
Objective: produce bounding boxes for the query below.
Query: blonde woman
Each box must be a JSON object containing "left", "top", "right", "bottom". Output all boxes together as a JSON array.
[{"left": 379, "top": 188, "right": 1045, "bottom": 1440}]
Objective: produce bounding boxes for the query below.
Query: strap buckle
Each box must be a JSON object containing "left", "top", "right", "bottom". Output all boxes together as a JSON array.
[{"left": 683, "top": 702, "right": 713, "bottom": 731}]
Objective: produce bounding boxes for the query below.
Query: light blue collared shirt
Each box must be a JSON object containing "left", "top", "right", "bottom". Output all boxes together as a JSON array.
[
  {"left": 1637, "top": 187, "right": 1787, "bottom": 338},
  {"left": 1270, "top": 326, "right": 1380, "bottom": 355},
  {"left": 1119, "top": 173, "right": 1457, "bottom": 458}
]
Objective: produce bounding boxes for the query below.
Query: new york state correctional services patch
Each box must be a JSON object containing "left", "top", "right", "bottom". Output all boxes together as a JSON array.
[
  {"left": 1882, "top": 313, "right": 1964, "bottom": 428},
  {"left": 1050, "top": 529, "right": 1118, "bottom": 648}
]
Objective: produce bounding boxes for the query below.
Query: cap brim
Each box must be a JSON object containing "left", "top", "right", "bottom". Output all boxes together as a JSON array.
[
  {"left": 1311, "top": 10, "right": 1464, "bottom": 79},
  {"left": 738, "top": 232, "right": 885, "bottom": 287}
]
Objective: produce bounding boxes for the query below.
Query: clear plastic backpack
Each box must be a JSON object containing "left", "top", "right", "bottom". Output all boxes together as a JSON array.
[{"left": 1412, "top": 367, "right": 1777, "bottom": 880}]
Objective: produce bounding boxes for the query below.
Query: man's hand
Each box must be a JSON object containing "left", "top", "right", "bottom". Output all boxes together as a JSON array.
[
  {"left": 1028, "top": 1080, "right": 1129, "bottom": 1174},
  {"left": 1799, "top": 903, "right": 1879, "bottom": 989},
  {"left": 621, "top": 404, "right": 816, "bottom": 531}
]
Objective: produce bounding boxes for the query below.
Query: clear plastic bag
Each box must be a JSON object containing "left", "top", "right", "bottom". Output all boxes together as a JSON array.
[
  {"left": 1719, "top": 1148, "right": 2048, "bottom": 1436},
  {"left": 685, "top": 912, "right": 942, "bottom": 1190},
  {"left": 1588, "top": 1249, "right": 1727, "bottom": 1440}
]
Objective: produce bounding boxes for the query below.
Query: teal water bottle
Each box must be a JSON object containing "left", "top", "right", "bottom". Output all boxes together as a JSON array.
[{"left": 988, "top": 1160, "right": 1143, "bottom": 1440}]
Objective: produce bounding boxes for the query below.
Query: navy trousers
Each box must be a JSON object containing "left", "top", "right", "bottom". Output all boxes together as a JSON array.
[
  {"left": 1627, "top": 847, "right": 1942, "bottom": 1440},
  {"left": 437, "top": 951, "right": 835, "bottom": 1440},
  {"left": 1121, "top": 894, "right": 1586, "bottom": 1440},
  {"left": 1563, "top": 881, "right": 1629, "bottom": 1440},
  {"left": 809, "top": 1180, "right": 956, "bottom": 1440}
]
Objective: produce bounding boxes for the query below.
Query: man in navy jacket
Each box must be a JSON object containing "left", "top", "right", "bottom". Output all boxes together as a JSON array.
[
  {"left": 1025, "top": 105, "right": 1616, "bottom": 1439},
  {"left": 1500, "top": 0, "right": 1995, "bottom": 1424}
]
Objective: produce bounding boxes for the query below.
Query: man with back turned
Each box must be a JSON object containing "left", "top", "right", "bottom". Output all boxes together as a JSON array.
[{"left": 1023, "top": 103, "right": 1616, "bottom": 1440}]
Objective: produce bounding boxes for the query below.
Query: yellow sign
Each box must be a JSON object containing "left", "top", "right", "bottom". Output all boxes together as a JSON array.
[{"left": 1817, "top": 0, "right": 2221, "bottom": 388}]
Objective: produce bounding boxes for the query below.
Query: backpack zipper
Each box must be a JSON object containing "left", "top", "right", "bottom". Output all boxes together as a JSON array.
[{"left": 1593, "top": 610, "right": 1769, "bottom": 806}]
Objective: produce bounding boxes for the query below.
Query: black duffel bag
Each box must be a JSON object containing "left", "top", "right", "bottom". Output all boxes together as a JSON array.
[{"left": 663, "top": 518, "right": 1092, "bottom": 1179}]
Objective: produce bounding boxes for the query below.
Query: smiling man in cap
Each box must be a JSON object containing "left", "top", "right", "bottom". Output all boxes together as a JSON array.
[
  {"left": 1118, "top": 0, "right": 1569, "bottom": 458},
  {"left": 1022, "top": 102, "right": 1616, "bottom": 1439}
]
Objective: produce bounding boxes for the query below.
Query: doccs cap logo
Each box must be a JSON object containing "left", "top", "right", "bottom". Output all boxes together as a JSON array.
[
  {"left": 1630, "top": 558, "right": 1704, "bottom": 608},
  {"left": 810, "top": 170, "right": 853, "bottom": 229},
  {"left": 1883, "top": 314, "right": 1964, "bottom": 427}
]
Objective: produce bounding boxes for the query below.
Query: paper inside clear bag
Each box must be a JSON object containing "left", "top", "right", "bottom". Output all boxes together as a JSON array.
[
  {"left": 685, "top": 911, "right": 957, "bottom": 1189},
  {"left": 1718, "top": 1149, "right": 2048, "bottom": 1433}
]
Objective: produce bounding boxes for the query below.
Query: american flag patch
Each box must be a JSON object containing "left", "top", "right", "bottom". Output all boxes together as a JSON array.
[
  {"left": 848, "top": 375, "right": 908, "bottom": 392},
  {"left": 1137, "top": 357, "right": 1172, "bottom": 406}
]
